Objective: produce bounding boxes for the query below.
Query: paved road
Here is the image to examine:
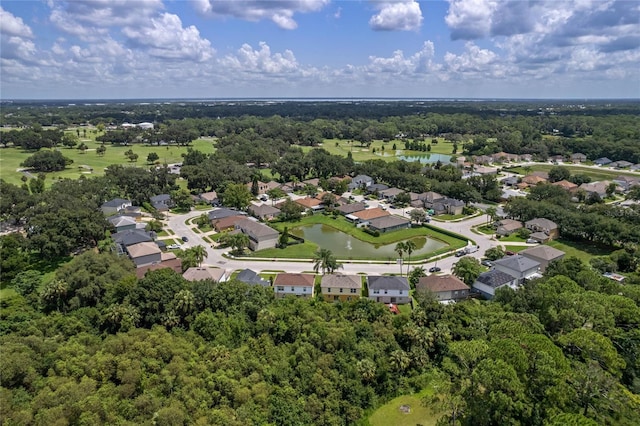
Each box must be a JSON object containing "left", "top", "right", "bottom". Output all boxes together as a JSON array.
[{"left": 166, "top": 205, "right": 502, "bottom": 276}]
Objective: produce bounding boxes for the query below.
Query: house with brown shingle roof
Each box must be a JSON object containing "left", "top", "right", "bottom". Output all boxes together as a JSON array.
[
  {"left": 183, "top": 267, "right": 227, "bottom": 282},
  {"left": 294, "top": 197, "right": 323, "bottom": 212},
  {"left": 274, "top": 273, "right": 315, "bottom": 299},
  {"left": 522, "top": 175, "right": 547, "bottom": 186},
  {"left": 552, "top": 180, "right": 578, "bottom": 192},
  {"left": 416, "top": 275, "right": 470, "bottom": 302},
  {"left": 248, "top": 204, "right": 281, "bottom": 221},
  {"left": 352, "top": 207, "right": 391, "bottom": 222},
  {"left": 214, "top": 215, "right": 247, "bottom": 232},
  {"left": 321, "top": 274, "right": 362, "bottom": 302},
  {"left": 134, "top": 251, "right": 182, "bottom": 278},
  {"left": 495, "top": 219, "right": 523, "bottom": 236}
]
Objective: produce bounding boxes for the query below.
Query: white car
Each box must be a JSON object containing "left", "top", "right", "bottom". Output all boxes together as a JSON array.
[{"left": 167, "top": 244, "right": 181, "bottom": 249}]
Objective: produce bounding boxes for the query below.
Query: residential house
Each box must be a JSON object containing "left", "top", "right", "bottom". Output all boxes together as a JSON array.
[
  {"left": 492, "top": 152, "right": 519, "bottom": 163},
  {"left": 101, "top": 198, "right": 132, "bottom": 216},
  {"left": 472, "top": 270, "right": 519, "bottom": 299},
  {"left": 520, "top": 245, "right": 566, "bottom": 272},
  {"left": 208, "top": 208, "right": 246, "bottom": 224},
  {"left": 122, "top": 205, "right": 142, "bottom": 221},
  {"left": 613, "top": 176, "right": 639, "bottom": 192},
  {"left": 348, "top": 174, "right": 374, "bottom": 190},
  {"left": 549, "top": 154, "right": 565, "bottom": 163},
  {"left": 368, "top": 216, "right": 411, "bottom": 233},
  {"left": 248, "top": 204, "right": 281, "bottom": 221},
  {"left": 502, "top": 176, "right": 520, "bottom": 187},
  {"left": 107, "top": 215, "right": 137, "bottom": 233},
  {"left": 552, "top": 180, "right": 578, "bottom": 192},
  {"left": 214, "top": 215, "right": 247, "bottom": 232},
  {"left": 337, "top": 202, "right": 367, "bottom": 216},
  {"left": 246, "top": 181, "right": 270, "bottom": 195},
  {"left": 234, "top": 218, "right": 279, "bottom": 251},
  {"left": 366, "top": 183, "right": 390, "bottom": 194},
  {"left": 570, "top": 153, "right": 587, "bottom": 163},
  {"left": 367, "top": 275, "right": 411, "bottom": 304},
  {"left": 492, "top": 255, "right": 541, "bottom": 284},
  {"left": 113, "top": 229, "right": 154, "bottom": 255},
  {"left": 472, "top": 155, "right": 494, "bottom": 165},
  {"left": 594, "top": 157, "right": 612, "bottom": 166},
  {"left": 473, "top": 166, "right": 499, "bottom": 175},
  {"left": 630, "top": 164, "right": 640, "bottom": 171},
  {"left": 183, "top": 267, "right": 227, "bottom": 282},
  {"left": 525, "top": 218, "right": 559, "bottom": 240},
  {"left": 303, "top": 178, "right": 320, "bottom": 187},
  {"left": 127, "top": 241, "right": 181, "bottom": 278},
  {"left": 236, "top": 269, "right": 270, "bottom": 287},
  {"left": 199, "top": 191, "right": 219, "bottom": 206},
  {"left": 294, "top": 197, "right": 324, "bottom": 213},
  {"left": 321, "top": 274, "right": 362, "bottom": 302},
  {"left": 522, "top": 175, "right": 547, "bottom": 186},
  {"left": 495, "top": 219, "right": 523, "bottom": 236},
  {"left": 379, "top": 187, "right": 404, "bottom": 202},
  {"left": 579, "top": 181, "right": 610, "bottom": 199},
  {"left": 427, "top": 197, "right": 465, "bottom": 215},
  {"left": 350, "top": 207, "right": 390, "bottom": 223},
  {"left": 610, "top": 160, "right": 633, "bottom": 169},
  {"left": 416, "top": 275, "right": 469, "bottom": 303},
  {"left": 150, "top": 194, "right": 173, "bottom": 211},
  {"left": 531, "top": 171, "right": 550, "bottom": 180},
  {"left": 273, "top": 273, "right": 315, "bottom": 299}
]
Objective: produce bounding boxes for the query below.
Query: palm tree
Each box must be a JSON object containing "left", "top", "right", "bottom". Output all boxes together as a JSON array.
[
  {"left": 485, "top": 206, "right": 497, "bottom": 226},
  {"left": 313, "top": 248, "right": 343, "bottom": 275},
  {"left": 174, "top": 289, "right": 195, "bottom": 317},
  {"left": 191, "top": 245, "right": 207, "bottom": 267},
  {"left": 404, "top": 240, "right": 417, "bottom": 275},
  {"left": 395, "top": 242, "right": 406, "bottom": 276}
]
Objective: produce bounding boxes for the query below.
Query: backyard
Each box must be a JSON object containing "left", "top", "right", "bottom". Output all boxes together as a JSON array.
[{"left": 367, "top": 387, "right": 440, "bottom": 426}]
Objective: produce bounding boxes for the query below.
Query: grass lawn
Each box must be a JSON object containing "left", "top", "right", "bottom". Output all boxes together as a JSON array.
[
  {"left": 501, "top": 245, "right": 531, "bottom": 252},
  {"left": 547, "top": 239, "right": 614, "bottom": 262},
  {"left": 505, "top": 164, "right": 638, "bottom": 181},
  {"left": 475, "top": 225, "right": 495, "bottom": 235},
  {"left": 250, "top": 242, "right": 319, "bottom": 259},
  {"left": 368, "top": 387, "right": 440, "bottom": 426},
  {"left": 499, "top": 234, "right": 526, "bottom": 243},
  {"left": 0, "top": 138, "right": 215, "bottom": 187},
  {"left": 433, "top": 213, "right": 470, "bottom": 221}
]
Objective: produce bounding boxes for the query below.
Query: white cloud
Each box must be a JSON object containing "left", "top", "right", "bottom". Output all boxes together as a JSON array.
[
  {"left": 369, "top": 0, "right": 423, "bottom": 31},
  {"left": 365, "top": 41, "right": 436, "bottom": 74},
  {"left": 122, "top": 13, "right": 214, "bottom": 61},
  {"left": 193, "top": 0, "right": 330, "bottom": 29},
  {"left": 221, "top": 42, "right": 300, "bottom": 74},
  {"left": 0, "top": 7, "right": 34, "bottom": 38}
]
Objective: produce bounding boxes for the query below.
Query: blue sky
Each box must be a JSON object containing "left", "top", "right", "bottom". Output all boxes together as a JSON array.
[{"left": 1, "top": 0, "right": 639, "bottom": 99}]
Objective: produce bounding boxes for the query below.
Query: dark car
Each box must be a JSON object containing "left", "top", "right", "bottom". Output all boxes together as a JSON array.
[
  {"left": 505, "top": 250, "right": 515, "bottom": 256},
  {"left": 181, "top": 236, "right": 189, "bottom": 242},
  {"left": 455, "top": 251, "right": 465, "bottom": 257},
  {"left": 429, "top": 266, "right": 442, "bottom": 273}
]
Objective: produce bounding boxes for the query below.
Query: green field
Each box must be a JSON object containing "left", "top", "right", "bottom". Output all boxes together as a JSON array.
[
  {"left": 547, "top": 239, "right": 614, "bottom": 261},
  {"left": 368, "top": 388, "right": 440, "bottom": 426},
  {"left": 505, "top": 164, "right": 638, "bottom": 181},
  {"left": 0, "top": 137, "right": 216, "bottom": 187}
]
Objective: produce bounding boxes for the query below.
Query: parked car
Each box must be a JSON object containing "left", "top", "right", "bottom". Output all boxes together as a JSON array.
[
  {"left": 455, "top": 251, "right": 466, "bottom": 257},
  {"left": 167, "top": 244, "right": 181, "bottom": 250},
  {"left": 505, "top": 250, "right": 515, "bottom": 256},
  {"left": 181, "top": 236, "right": 189, "bottom": 242},
  {"left": 429, "top": 266, "right": 442, "bottom": 273},
  {"left": 526, "top": 238, "right": 540, "bottom": 244},
  {"left": 481, "top": 259, "right": 493, "bottom": 267}
]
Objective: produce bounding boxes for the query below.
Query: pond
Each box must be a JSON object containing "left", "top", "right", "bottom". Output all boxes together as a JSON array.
[
  {"left": 290, "top": 224, "right": 447, "bottom": 260},
  {"left": 397, "top": 153, "right": 452, "bottom": 164}
]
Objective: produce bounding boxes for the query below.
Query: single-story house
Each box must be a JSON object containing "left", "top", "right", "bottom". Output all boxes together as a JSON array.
[
  {"left": 474, "top": 166, "right": 499, "bottom": 175},
  {"left": 150, "top": 194, "right": 173, "bottom": 211},
  {"left": 570, "top": 153, "right": 587, "bottom": 163},
  {"left": 321, "top": 274, "right": 362, "bottom": 302},
  {"left": 579, "top": 181, "right": 611, "bottom": 198},
  {"left": 113, "top": 229, "right": 154, "bottom": 255},
  {"left": 379, "top": 187, "right": 404, "bottom": 202},
  {"left": 472, "top": 270, "right": 519, "bottom": 300},
  {"left": 416, "top": 275, "right": 470, "bottom": 303},
  {"left": 101, "top": 198, "right": 132, "bottom": 216},
  {"left": 367, "top": 275, "right": 411, "bottom": 304},
  {"left": 126, "top": 241, "right": 162, "bottom": 267},
  {"left": 366, "top": 183, "right": 390, "bottom": 194},
  {"left": 348, "top": 174, "right": 374, "bottom": 190},
  {"left": 520, "top": 245, "right": 565, "bottom": 272},
  {"left": 552, "top": 180, "right": 578, "bottom": 192},
  {"left": 214, "top": 215, "right": 247, "bottom": 232},
  {"left": 199, "top": 191, "right": 219, "bottom": 206},
  {"left": 492, "top": 152, "right": 520, "bottom": 163},
  {"left": 234, "top": 218, "right": 279, "bottom": 251},
  {"left": 295, "top": 197, "right": 324, "bottom": 212},
  {"left": 495, "top": 219, "right": 523, "bottom": 236},
  {"left": 594, "top": 157, "right": 612, "bottom": 166},
  {"left": 525, "top": 218, "right": 559, "bottom": 240},
  {"left": 502, "top": 176, "right": 520, "bottom": 186},
  {"left": 492, "top": 254, "right": 541, "bottom": 284},
  {"left": 613, "top": 176, "right": 639, "bottom": 192},
  {"left": 183, "top": 267, "right": 227, "bottom": 282},
  {"left": 107, "top": 215, "right": 137, "bottom": 232},
  {"left": 248, "top": 204, "right": 281, "bottom": 221},
  {"left": 273, "top": 273, "right": 315, "bottom": 299},
  {"left": 236, "top": 269, "right": 270, "bottom": 287},
  {"left": 368, "top": 215, "right": 411, "bottom": 233},
  {"left": 522, "top": 175, "right": 547, "bottom": 186},
  {"left": 528, "top": 231, "right": 553, "bottom": 244},
  {"left": 208, "top": 208, "right": 246, "bottom": 223},
  {"left": 337, "top": 202, "right": 367, "bottom": 216},
  {"left": 610, "top": 160, "right": 633, "bottom": 169},
  {"left": 351, "top": 207, "right": 390, "bottom": 223}
]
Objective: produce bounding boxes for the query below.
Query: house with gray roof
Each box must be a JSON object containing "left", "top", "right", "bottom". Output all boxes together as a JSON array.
[
  {"left": 379, "top": 187, "right": 404, "bottom": 202},
  {"left": 594, "top": 157, "right": 612, "bottom": 166},
  {"left": 234, "top": 218, "right": 279, "bottom": 251},
  {"left": 248, "top": 204, "right": 281, "bottom": 221},
  {"left": 101, "top": 198, "right": 132, "bottom": 216},
  {"left": 416, "top": 275, "right": 469, "bottom": 303},
  {"left": 337, "top": 202, "right": 367, "bottom": 215},
  {"left": 107, "top": 215, "right": 137, "bottom": 232},
  {"left": 367, "top": 275, "right": 410, "bottom": 304},
  {"left": 611, "top": 160, "right": 633, "bottom": 169},
  {"left": 520, "top": 245, "right": 565, "bottom": 272},
  {"left": 208, "top": 208, "right": 246, "bottom": 222},
  {"left": 236, "top": 269, "right": 270, "bottom": 286},
  {"left": 492, "top": 255, "right": 541, "bottom": 284},
  {"left": 525, "top": 218, "right": 559, "bottom": 240},
  {"left": 150, "top": 194, "right": 173, "bottom": 211},
  {"left": 570, "top": 153, "right": 587, "bottom": 163},
  {"left": 348, "top": 174, "right": 374, "bottom": 190},
  {"left": 368, "top": 215, "right": 411, "bottom": 233},
  {"left": 472, "top": 270, "right": 519, "bottom": 300},
  {"left": 366, "top": 183, "right": 390, "bottom": 194}
]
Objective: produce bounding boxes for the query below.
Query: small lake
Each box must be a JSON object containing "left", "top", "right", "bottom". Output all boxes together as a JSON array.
[
  {"left": 290, "top": 224, "right": 447, "bottom": 260},
  {"left": 397, "top": 153, "right": 452, "bottom": 164}
]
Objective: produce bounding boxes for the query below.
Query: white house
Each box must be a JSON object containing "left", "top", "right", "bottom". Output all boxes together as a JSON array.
[
  {"left": 367, "top": 275, "right": 410, "bottom": 304},
  {"left": 273, "top": 273, "right": 315, "bottom": 299}
]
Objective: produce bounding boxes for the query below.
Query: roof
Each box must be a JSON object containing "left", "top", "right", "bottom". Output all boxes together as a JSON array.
[
  {"left": 475, "top": 270, "right": 517, "bottom": 288},
  {"left": 497, "top": 219, "right": 522, "bottom": 228},
  {"left": 380, "top": 187, "right": 404, "bottom": 197},
  {"left": 352, "top": 174, "right": 373, "bottom": 183},
  {"left": 353, "top": 207, "right": 391, "bottom": 221},
  {"left": 214, "top": 215, "right": 247, "bottom": 230},
  {"left": 127, "top": 241, "right": 161, "bottom": 258},
  {"left": 368, "top": 215, "right": 411, "bottom": 230},
  {"left": 102, "top": 198, "right": 131, "bottom": 208},
  {"left": 183, "top": 267, "right": 226, "bottom": 282},
  {"left": 113, "top": 229, "right": 153, "bottom": 246},
  {"left": 274, "top": 273, "right": 315, "bottom": 287},
  {"left": 295, "top": 197, "right": 322, "bottom": 209},
  {"left": 248, "top": 204, "right": 281, "bottom": 217},
  {"left": 367, "top": 275, "right": 410, "bottom": 291},
  {"left": 321, "top": 274, "right": 362, "bottom": 289},
  {"left": 594, "top": 157, "right": 612, "bottom": 164},
  {"left": 199, "top": 191, "right": 218, "bottom": 202},
  {"left": 525, "top": 218, "right": 558, "bottom": 230},
  {"left": 417, "top": 275, "right": 469, "bottom": 293},
  {"left": 236, "top": 269, "right": 270, "bottom": 286},
  {"left": 493, "top": 254, "right": 540, "bottom": 272},
  {"left": 208, "top": 208, "right": 246, "bottom": 220},
  {"left": 235, "top": 218, "right": 279, "bottom": 240},
  {"left": 150, "top": 194, "right": 171, "bottom": 202},
  {"left": 520, "top": 245, "right": 565, "bottom": 261},
  {"left": 337, "top": 202, "right": 367, "bottom": 214},
  {"left": 108, "top": 215, "right": 136, "bottom": 227},
  {"left": 529, "top": 231, "right": 551, "bottom": 241},
  {"left": 571, "top": 153, "right": 587, "bottom": 158},
  {"left": 522, "top": 175, "right": 547, "bottom": 185},
  {"left": 552, "top": 180, "right": 578, "bottom": 190},
  {"left": 367, "top": 183, "right": 389, "bottom": 192}
]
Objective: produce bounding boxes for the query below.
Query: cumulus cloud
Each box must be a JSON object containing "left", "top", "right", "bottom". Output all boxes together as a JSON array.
[
  {"left": 366, "top": 41, "right": 436, "bottom": 74},
  {"left": 0, "top": 7, "right": 34, "bottom": 38},
  {"left": 369, "top": 0, "right": 423, "bottom": 31},
  {"left": 193, "top": 0, "right": 330, "bottom": 29},
  {"left": 221, "top": 42, "right": 300, "bottom": 74}
]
